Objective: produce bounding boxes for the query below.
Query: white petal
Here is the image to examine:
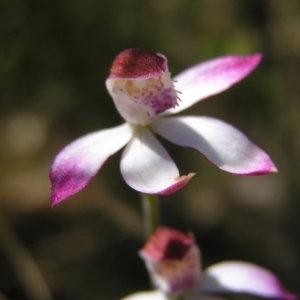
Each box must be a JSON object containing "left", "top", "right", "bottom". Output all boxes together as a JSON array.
[
  {"left": 121, "top": 290, "right": 225, "bottom": 300},
  {"left": 151, "top": 117, "right": 277, "bottom": 175},
  {"left": 50, "top": 123, "right": 134, "bottom": 206},
  {"left": 121, "top": 290, "right": 167, "bottom": 300},
  {"left": 164, "top": 54, "right": 262, "bottom": 115},
  {"left": 120, "top": 127, "right": 194, "bottom": 194},
  {"left": 202, "top": 261, "right": 296, "bottom": 299}
]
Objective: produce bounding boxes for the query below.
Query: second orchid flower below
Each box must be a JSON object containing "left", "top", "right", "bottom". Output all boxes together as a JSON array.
[
  {"left": 122, "top": 227, "right": 296, "bottom": 300},
  {"left": 50, "top": 49, "right": 277, "bottom": 206}
]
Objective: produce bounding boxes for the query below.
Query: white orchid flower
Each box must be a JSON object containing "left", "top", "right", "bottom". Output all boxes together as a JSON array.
[{"left": 50, "top": 49, "right": 277, "bottom": 206}]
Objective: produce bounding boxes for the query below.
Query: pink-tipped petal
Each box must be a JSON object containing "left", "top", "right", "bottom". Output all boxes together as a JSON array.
[
  {"left": 158, "top": 173, "right": 195, "bottom": 195},
  {"left": 151, "top": 116, "right": 277, "bottom": 175},
  {"left": 164, "top": 54, "right": 262, "bottom": 115},
  {"left": 121, "top": 290, "right": 167, "bottom": 300},
  {"left": 120, "top": 127, "right": 193, "bottom": 194},
  {"left": 50, "top": 123, "right": 134, "bottom": 206},
  {"left": 202, "top": 261, "right": 296, "bottom": 300}
]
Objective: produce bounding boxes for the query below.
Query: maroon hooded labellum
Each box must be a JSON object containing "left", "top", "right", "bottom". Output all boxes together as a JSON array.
[{"left": 109, "top": 49, "right": 167, "bottom": 79}]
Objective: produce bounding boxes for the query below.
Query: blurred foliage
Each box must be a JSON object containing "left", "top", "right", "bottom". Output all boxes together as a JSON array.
[{"left": 1, "top": 0, "right": 300, "bottom": 299}]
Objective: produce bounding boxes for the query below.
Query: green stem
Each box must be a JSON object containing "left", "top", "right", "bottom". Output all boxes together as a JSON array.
[{"left": 141, "top": 194, "right": 160, "bottom": 237}]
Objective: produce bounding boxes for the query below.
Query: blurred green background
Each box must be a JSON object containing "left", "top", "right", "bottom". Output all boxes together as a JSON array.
[{"left": 1, "top": 0, "right": 300, "bottom": 299}]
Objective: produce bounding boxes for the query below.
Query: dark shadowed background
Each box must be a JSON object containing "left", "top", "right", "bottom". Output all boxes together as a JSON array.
[{"left": 1, "top": 0, "right": 300, "bottom": 299}]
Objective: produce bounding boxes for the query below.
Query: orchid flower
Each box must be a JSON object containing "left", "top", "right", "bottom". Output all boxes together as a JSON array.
[
  {"left": 121, "top": 227, "right": 296, "bottom": 300},
  {"left": 50, "top": 49, "right": 277, "bottom": 206}
]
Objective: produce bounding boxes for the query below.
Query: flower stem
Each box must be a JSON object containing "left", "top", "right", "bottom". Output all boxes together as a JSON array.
[{"left": 141, "top": 194, "right": 160, "bottom": 237}]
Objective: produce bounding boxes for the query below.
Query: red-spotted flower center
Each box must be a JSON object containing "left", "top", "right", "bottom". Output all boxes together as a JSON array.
[
  {"left": 123, "top": 76, "right": 177, "bottom": 121},
  {"left": 106, "top": 49, "right": 179, "bottom": 125}
]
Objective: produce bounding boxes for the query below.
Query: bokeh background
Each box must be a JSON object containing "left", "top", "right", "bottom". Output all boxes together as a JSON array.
[{"left": 1, "top": 0, "right": 300, "bottom": 299}]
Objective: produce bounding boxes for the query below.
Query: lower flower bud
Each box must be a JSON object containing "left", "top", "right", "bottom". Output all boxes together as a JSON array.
[{"left": 139, "top": 227, "right": 202, "bottom": 296}]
